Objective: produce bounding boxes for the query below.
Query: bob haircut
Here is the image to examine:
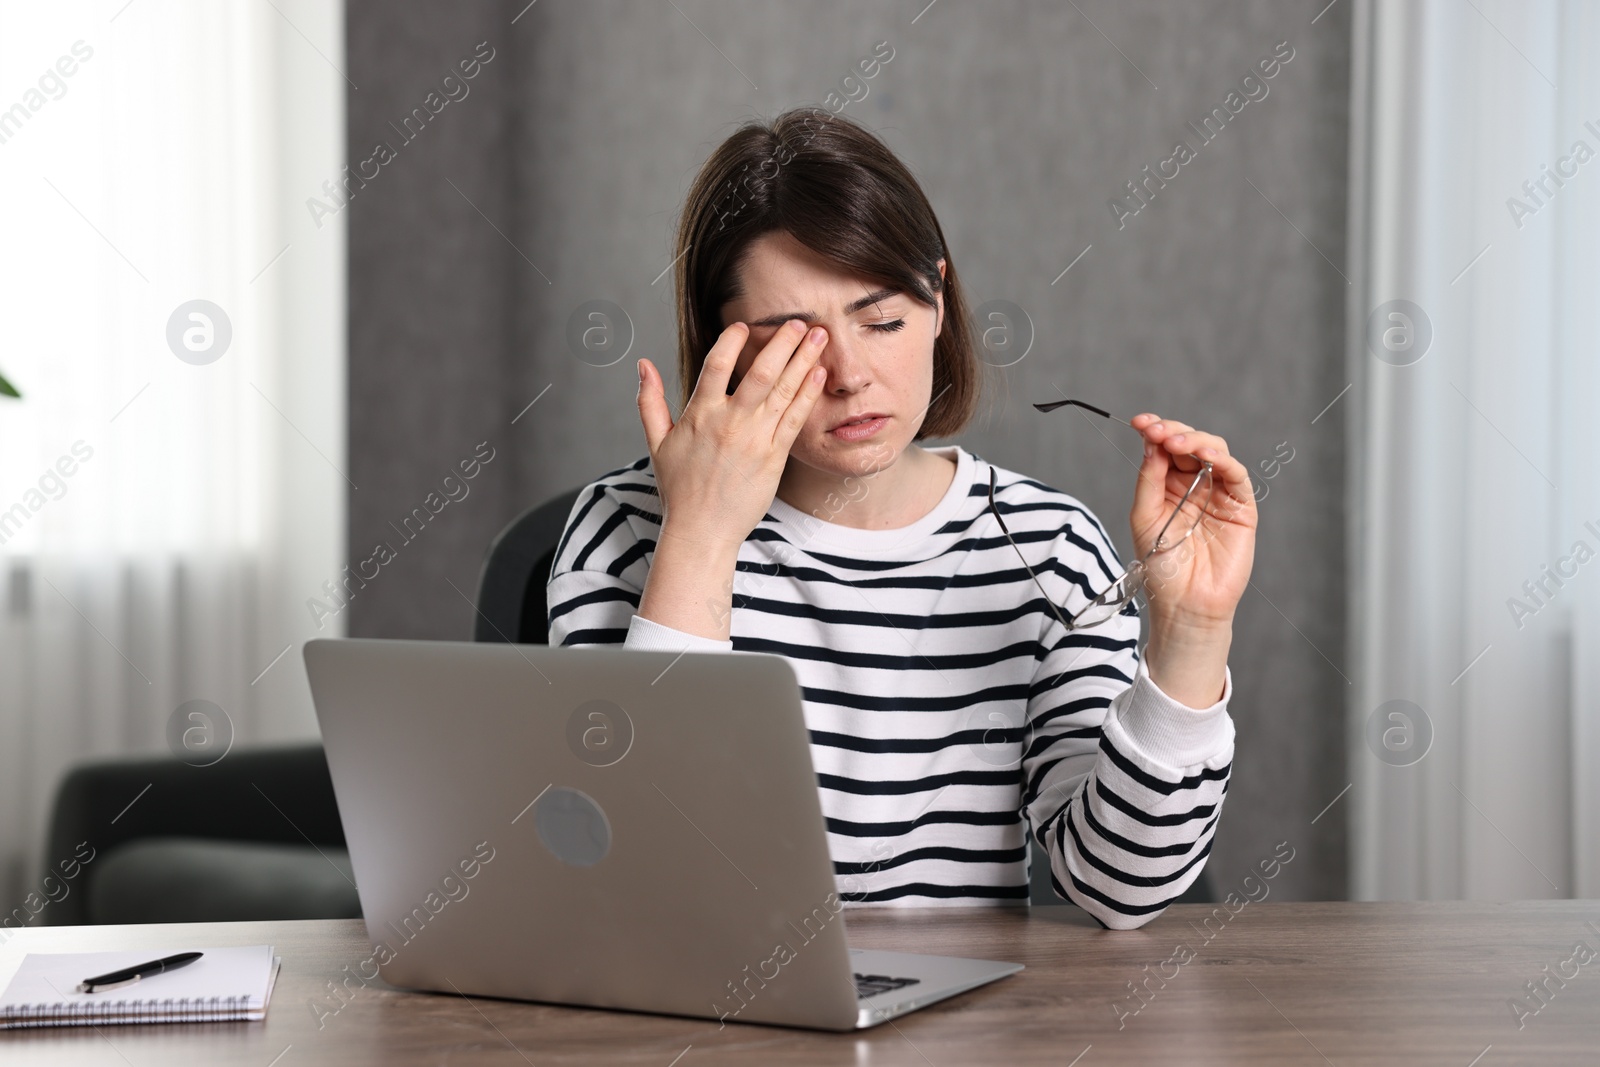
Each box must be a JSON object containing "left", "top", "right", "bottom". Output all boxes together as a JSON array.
[{"left": 673, "top": 106, "right": 979, "bottom": 440}]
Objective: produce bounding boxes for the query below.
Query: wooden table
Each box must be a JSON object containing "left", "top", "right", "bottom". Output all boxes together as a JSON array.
[{"left": 3, "top": 901, "right": 1597, "bottom": 1064}]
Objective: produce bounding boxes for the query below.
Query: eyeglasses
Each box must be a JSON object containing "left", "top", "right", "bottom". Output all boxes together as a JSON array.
[{"left": 986, "top": 399, "right": 1214, "bottom": 631}]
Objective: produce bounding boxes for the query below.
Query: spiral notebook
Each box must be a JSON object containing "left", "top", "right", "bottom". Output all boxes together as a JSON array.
[{"left": 0, "top": 945, "right": 279, "bottom": 1029}]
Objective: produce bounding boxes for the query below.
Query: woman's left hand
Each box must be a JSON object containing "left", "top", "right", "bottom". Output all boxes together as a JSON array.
[{"left": 1127, "top": 414, "right": 1258, "bottom": 707}]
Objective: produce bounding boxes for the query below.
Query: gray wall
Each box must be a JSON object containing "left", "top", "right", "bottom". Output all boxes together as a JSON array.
[{"left": 347, "top": 0, "right": 1351, "bottom": 901}]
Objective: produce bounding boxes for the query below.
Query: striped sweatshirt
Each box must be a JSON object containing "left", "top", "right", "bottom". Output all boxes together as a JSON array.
[{"left": 545, "top": 444, "right": 1234, "bottom": 930}]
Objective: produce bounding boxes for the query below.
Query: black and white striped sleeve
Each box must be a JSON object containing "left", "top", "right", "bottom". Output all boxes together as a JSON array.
[
  {"left": 545, "top": 459, "right": 656, "bottom": 648},
  {"left": 545, "top": 458, "right": 735, "bottom": 654},
  {"left": 1019, "top": 503, "right": 1235, "bottom": 930}
]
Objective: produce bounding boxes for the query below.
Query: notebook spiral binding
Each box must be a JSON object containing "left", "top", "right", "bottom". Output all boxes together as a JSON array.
[{"left": 1, "top": 993, "right": 252, "bottom": 1028}]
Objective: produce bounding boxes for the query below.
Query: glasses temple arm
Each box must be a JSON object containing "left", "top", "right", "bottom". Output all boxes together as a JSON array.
[
  {"left": 1034, "top": 398, "right": 1113, "bottom": 419},
  {"left": 1138, "top": 461, "right": 1213, "bottom": 562},
  {"left": 989, "top": 469, "right": 1074, "bottom": 633}
]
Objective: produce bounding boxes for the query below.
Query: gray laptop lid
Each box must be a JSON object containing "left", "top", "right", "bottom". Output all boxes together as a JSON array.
[{"left": 304, "top": 638, "right": 862, "bottom": 1030}]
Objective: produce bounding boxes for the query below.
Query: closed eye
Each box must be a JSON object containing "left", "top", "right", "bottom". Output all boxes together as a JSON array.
[{"left": 867, "top": 318, "right": 906, "bottom": 333}]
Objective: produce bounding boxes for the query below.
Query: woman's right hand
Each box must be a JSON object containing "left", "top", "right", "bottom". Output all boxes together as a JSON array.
[{"left": 637, "top": 318, "right": 829, "bottom": 551}]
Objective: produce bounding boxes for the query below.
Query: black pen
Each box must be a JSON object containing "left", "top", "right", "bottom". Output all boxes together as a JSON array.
[{"left": 76, "top": 951, "right": 204, "bottom": 994}]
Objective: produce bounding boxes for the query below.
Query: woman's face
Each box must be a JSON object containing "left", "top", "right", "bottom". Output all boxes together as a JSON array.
[{"left": 719, "top": 230, "right": 944, "bottom": 480}]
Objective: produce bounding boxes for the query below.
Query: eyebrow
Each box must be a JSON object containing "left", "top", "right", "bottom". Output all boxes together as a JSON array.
[{"left": 742, "top": 287, "right": 904, "bottom": 329}]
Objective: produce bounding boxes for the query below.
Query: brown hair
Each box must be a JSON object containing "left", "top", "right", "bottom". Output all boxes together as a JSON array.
[{"left": 672, "top": 107, "right": 978, "bottom": 440}]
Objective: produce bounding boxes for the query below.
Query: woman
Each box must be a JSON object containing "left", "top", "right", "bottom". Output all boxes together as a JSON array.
[{"left": 548, "top": 107, "right": 1257, "bottom": 930}]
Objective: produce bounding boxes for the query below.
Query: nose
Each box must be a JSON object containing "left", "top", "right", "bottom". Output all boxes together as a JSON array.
[{"left": 819, "top": 330, "right": 871, "bottom": 395}]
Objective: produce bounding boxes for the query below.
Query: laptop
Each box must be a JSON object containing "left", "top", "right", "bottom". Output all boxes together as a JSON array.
[{"left": 303, "top": 637, "right": 1022, "bottom": 1031}]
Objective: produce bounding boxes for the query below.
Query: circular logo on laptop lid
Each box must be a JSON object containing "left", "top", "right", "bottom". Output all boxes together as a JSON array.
[{"left": 535, "top": 786, "right": 612, "bottom": 867}]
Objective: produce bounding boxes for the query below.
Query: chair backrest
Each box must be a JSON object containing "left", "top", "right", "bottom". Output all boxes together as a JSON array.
[{"left": 472, "top": 486, "right": 585, "bottom": 644}]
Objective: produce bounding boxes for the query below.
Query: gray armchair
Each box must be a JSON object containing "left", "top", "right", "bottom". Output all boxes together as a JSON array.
[
  {"left": 40, "top": 745, "right": 355, "bottom": 925},
  {"left": 38, "top": 486, "right": 585, "bottom": 926}
]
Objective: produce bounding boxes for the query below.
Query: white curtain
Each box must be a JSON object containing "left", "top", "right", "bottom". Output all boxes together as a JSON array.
[
  {"left": 0, "top": 0, "right": 345, "bottom": 908},
  {"left": 1348, "top": 0, "right": 1600, "bottom": 899}
]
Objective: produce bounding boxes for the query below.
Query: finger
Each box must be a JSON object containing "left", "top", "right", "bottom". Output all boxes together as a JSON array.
[
  {"left": 1130, "top": 437, "right": 1173, "bottom": 535},
  {"left": 764, "top": 325, "right": 828, "bottom": 416},
  {"left": 732, "top": 319, "right": 815, "bottom": 411},
  {"left": 1194, "top": 446, "right": 1257, "bottom": 518},
  {"left": 1163, "top": 428, "right": 1229, "bottom": 456},
  {"left": 637, "top": 358, "right": 675, "bottom": 454},
  {"left": 1137, "top": 416, "right": 1195, "bottom": 444},
  {"left": 1162, "top": 429, "right": 1231, "bottom": 473},
  {"left": 686, "top": 322, "right": 748, "bottom": 410},
  {"left": 1130, "top": 412, "right": 1189, "bottom": 433},
  {"left": 773, "top": 365, "right": 828, "bottom": 452}
]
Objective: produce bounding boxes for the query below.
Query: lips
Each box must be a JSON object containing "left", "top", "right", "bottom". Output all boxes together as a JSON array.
[{"left": 830, "top": 412, "right": 888, "bottom": 432}]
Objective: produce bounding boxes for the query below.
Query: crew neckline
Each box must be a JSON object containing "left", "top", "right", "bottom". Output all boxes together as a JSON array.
[{"left": 762, "top": 445, "right": 974, "bottom": 557}]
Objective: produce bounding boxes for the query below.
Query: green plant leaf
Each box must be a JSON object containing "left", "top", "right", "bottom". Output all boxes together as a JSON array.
[{"left": 0, "top": 370, "right": 18, "bottom": 399}]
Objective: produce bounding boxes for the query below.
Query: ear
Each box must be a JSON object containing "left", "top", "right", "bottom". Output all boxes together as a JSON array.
[{"left": 934, "top": 258, "right": 947, "bottom": 338}]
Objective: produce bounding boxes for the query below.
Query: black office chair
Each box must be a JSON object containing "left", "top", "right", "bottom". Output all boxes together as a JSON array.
[
  {"left": 473, "top": 485, "right": 584, "bottom": 644},
  {"left": 38, "top": 487, "right": 588, "bottom": 926}
]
